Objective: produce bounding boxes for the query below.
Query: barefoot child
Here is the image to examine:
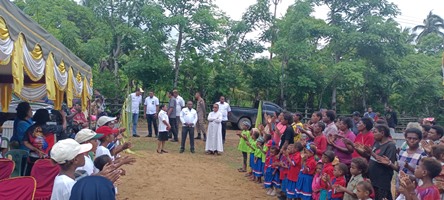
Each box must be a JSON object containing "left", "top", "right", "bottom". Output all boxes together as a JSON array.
[
  {"left": 399, "top": 157, "right": 441, "bottom": 200},
  {"left": 265, "top": 147, "right": 279, "bottom": 195},
  {"left": 295, "top": 144, "right": 317, "bottom": 200},
  {"left": 336, "top": 157, "right": 368, "bottom": 200},
  {"left": 286, "top": 142, "right": 303, "bottom": 200},
  {"left": 254, "top": 138, "right": 266, "bottom": 183},
  {"left": 237, "top": 121, "right": 251, "bottom": 173},
  {"left": 356, "top": 180, "right": 374, "bottom": 200},
  {"left": 329, "top": 163, "right": 348, "bottom": 200},
  {"left": 246, "top": 131, "right": 260, "bottom": 180}
]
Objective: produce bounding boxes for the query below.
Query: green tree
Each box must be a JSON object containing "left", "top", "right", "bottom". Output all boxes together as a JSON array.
[{"left": 413, "top": 11, "right": 444, "bottom": 43}]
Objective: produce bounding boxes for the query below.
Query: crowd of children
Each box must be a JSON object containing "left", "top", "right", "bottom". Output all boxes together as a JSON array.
[{"left": 237, "top": 111, "right": 444, "bottom": 200}]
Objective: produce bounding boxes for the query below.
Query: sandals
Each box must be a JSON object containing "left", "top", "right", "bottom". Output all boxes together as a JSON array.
[
  {"left": 161, "top": 150, "right": 168, "bottom": 153},
  {"left": 156, "top": 150, "right": 162, "bottom": 154},
  {"left": 238, "top": 168, "right": 247, "bottom": 172}
]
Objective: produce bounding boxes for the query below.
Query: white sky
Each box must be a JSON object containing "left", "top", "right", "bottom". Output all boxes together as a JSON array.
[{"left": 214, "top": 0, "right": 444, "bottom": 28}]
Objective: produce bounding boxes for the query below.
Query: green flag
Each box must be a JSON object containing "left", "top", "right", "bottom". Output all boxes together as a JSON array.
[{"left": 255, "top": 101, "right": 262, "bottom": 128}]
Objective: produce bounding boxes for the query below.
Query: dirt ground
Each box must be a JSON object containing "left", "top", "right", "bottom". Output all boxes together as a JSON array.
[{"left": 117, "top": 122, "right": 275, "bottom": 200}]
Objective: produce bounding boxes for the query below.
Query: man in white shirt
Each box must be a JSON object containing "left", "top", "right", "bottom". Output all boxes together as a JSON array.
[
  {"left": 144, "top": 91, "right": 159, "bottom": 137},
  {"left": 130, "top": 88, "right": 144, "bottom": 137},
  {"left": 179, "top": 101, "right": 198, "bottom": 153},
  {"left": 216, "top": 96, "right": 231, "bottom": 143},
  {"left": 75, "top": 129, "right": 103, "bottom": 176},
  {"left": 50, "top": 139, "right": 92, "bottom": 200},
  {"left": 173, "top": 90, "right": 185, "bottom": 135}
]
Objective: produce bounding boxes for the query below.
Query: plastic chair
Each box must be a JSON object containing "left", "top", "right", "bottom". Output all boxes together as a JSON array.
[
  {"left": 0, "top": 159, "right": 14, "bottom": 180},
  {"left": 5, "top": 149, "right": 29, "bottom": 177},
  {"left": 31, "top": 159, "right": 60, "bottom": 200},
  {"left": 0, "top": 176, "right": 37, "bottom": 200},
  {"left": 1, "top": 136, "right": 10, "bottom": 152}
]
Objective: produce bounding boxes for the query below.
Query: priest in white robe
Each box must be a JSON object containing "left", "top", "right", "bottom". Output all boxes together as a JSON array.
[{"left": 205, "top": 103, "right": 223, "bottom": 155}]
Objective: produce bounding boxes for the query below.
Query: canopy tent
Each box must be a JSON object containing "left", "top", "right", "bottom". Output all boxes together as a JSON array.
[{"left": 0, "top": 0, "right": 92, "bottom": 112}]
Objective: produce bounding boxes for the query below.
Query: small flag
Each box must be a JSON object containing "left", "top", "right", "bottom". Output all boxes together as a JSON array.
[{"left": 255, "top": 101, "right": 263, "bottom": 128}]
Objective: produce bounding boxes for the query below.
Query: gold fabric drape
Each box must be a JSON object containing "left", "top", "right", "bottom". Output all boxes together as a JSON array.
[
  {"left": 0, "top": 17, "right": 9, "bottom": 40},
  {"left": 0, "top": 84, "right": 12, "bottom": 112},
  {"left": 12, "top": 33, "right": 24, "bottom": 94},
  {"left": 66, "top": 67, "right": 74, "bottom": 108},
  {"left": 54, "top": 89, "right": 64, "bottom": 110},
  {"left": 45, "top": 53, "right": 56, "bottom": 100},
  {"left": 82, "top": 77, "right": 88, "bottom": 112}
]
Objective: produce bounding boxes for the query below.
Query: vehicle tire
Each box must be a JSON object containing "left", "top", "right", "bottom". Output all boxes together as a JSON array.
[{"left": 237, "top": 117, "right": 252, "bottom": 130}]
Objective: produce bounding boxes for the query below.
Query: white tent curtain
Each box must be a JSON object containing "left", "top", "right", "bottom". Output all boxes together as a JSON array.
[
  {"left": 0, "top": 37, "right": 12, "bottom": 61},
  {"left": 54, "top": 62, "right": 68, "bottom": 90},
  {"left": 23, "top": 43, "right": 45, "bottom": 81},
  {"left": 12, "top": 84, "right": 47, "bottom": 101},
  {"left": 73, "top": 75, "right": 83, "bottom": 97}
]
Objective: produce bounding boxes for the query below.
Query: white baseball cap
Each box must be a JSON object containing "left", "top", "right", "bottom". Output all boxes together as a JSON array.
[
  {"left": 97, "top": 116, "right": 117, "bottom": 127},
  {"left": 75, "top": 129, "right": 103, "bottom": 144},
  {"left": 51, "top": 138, "right": 92, "bottom": 164}
]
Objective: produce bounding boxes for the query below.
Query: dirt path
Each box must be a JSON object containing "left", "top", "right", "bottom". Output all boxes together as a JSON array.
[{"left": 117, "top": 125, "right": 275, "bottom": 200}]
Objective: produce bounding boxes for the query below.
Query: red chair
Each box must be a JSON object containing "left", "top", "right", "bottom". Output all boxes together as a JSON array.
[
  {"left": 31, "top": 159, "right": 60, "bottom": 200},
  {"left": 0, "top": 159, "right": 14, "bottom": 180},
  {"left": 0, "top": 176, "right": 37, "bottom": 200}
]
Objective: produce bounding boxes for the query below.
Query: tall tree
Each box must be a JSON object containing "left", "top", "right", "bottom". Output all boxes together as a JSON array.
[{"left": 413, "top": 11, "right": 444, "bottom": 43}]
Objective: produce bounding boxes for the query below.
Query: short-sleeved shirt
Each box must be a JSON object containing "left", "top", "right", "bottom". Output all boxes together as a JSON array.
[
  {"left": 323, "top": 122, "right": 338, "bottom": 137},
  {"left": 434, "top": 162, "right": 444, "bottom": 199},
  {"left": 415, "top": 185, "right": 441, "bottom": 200},
  {"left": 279, "top": 126, "right": 295, "bottom": 150},
  {"left": 96, "top": 145, "right": 113, "bottom": 160},
  {"left": 287, "top": 152, "right": 302, "bottom": 181},
  {"left": 396, "top": 148, "right": 427, "bottom": 190},
  {"left": 175, "top": 95, "right": 185, "bottom": 116},
  {"left": 368, "top": 141, "right": 397, "bottom": 189},
  {"left": 168, "top": 97, "right": 177, "bottom": 118},
  {"left": 343, "top": 174, "right": 364, "bottom": 200},
  {"left": 130, "top": 93, "right": 142, "bottom": 114},
  {"left": 314, "top": 135, "right": 327, "bottom": 158},
  {"left": 144, "top": 96, "right": 159, "bottom": 114},
  {"left": 334, "top": 130, "right": 356, "bottom": 165},
  {"left": 51, "top": 175, "right": 76, "bottom": 200},
  {"left": 238, "top": 130, "right": 251, "bottom": 153},
  {"left": 331, "top": 176, "right": 346, "bottom": 199},
  {"left": 303, "top": 156, "right": 317, "bottom": 175},
  {"left": 158, "top": 110, "right": 169, "bottom": 132},
  {"left": 352, "top": 131, "right": 374, "bottom": 158},
  {"left": 216, "top": 102, "right": 231, "bottom": 121},
  {"left": 76, "top": 155, "right": 97, "bottom": 176}
]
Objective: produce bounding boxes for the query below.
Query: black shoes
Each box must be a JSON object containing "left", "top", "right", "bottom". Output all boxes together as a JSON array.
[
  {"left": 180, "top": 149, "right": 184, "bottom": 153},
  {"left": 133, "top": 134, "right": 140, "bottom": 137}
]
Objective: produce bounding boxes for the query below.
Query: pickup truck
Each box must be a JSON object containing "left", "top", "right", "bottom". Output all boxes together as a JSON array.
[{"left": 228, "top": 101, "right": 284, "bottom": 129}]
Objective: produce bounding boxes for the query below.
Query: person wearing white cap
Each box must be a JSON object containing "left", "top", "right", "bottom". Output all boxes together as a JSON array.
[
  {"left": 75, "top": 129, "right": 103, "bottom": 176},
  {"left": 129, "top": 88, "right": 144, "bottom": 137},
  {"left": 50, "top": 138, "right": 92, "bottom": 200}
]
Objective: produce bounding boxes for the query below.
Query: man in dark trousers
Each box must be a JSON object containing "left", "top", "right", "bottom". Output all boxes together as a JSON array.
[
  {"left": 167, "top": 91, "right": 178, "bottom": 142},
  {"left": 385, "top": 106, "right": 398, "bottom": 134}
]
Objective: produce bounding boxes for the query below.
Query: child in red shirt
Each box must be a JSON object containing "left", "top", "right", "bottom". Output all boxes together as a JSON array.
[
  {"left": 285, "top": 142, "right": 303, "bottom": 199},
  {"left": 328, "top": 163, "right": 348, "bottom": 200},
  {"left": 277, "top": 146, "right": 289, "bottom": 199},
  {"left": 313, "top": 122, "right": 327, "bottom": 159},
  {"left": 295, "top": 144, "right": 317, "bottom": 200},
  {"left": 264, "top": 147, "right": 279, "bottom": 196},
  {"left": 318, "top": 150, "right": 335, "bottom": 200}
]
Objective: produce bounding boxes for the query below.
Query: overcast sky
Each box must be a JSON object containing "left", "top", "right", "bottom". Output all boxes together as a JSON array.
[{"left": 214, "top": 0, "right": 444, "bottom": 28}]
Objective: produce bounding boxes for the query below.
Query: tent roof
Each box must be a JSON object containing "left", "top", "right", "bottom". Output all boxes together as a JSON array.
[{"left": 0, "top": 0, "right": 92, "bottom": 78}]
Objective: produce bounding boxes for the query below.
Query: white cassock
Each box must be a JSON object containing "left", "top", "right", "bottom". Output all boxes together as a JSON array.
[{"left": 205, "top": 111, "right": 223, "bottom": 152}]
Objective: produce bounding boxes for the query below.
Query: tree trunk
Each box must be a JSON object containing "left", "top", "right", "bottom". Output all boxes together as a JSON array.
[
  {"left": 270, "top": 0, "right": 279, "bottom": 60},
  {"left": 280, "top": 57, "right": 288, "bottom": 109},
  {"left": 173, "top": 25, "right": 184, "bottom": 88},
  {"left": 331, "top": 86, "right": 337, "bottom": 110}
]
